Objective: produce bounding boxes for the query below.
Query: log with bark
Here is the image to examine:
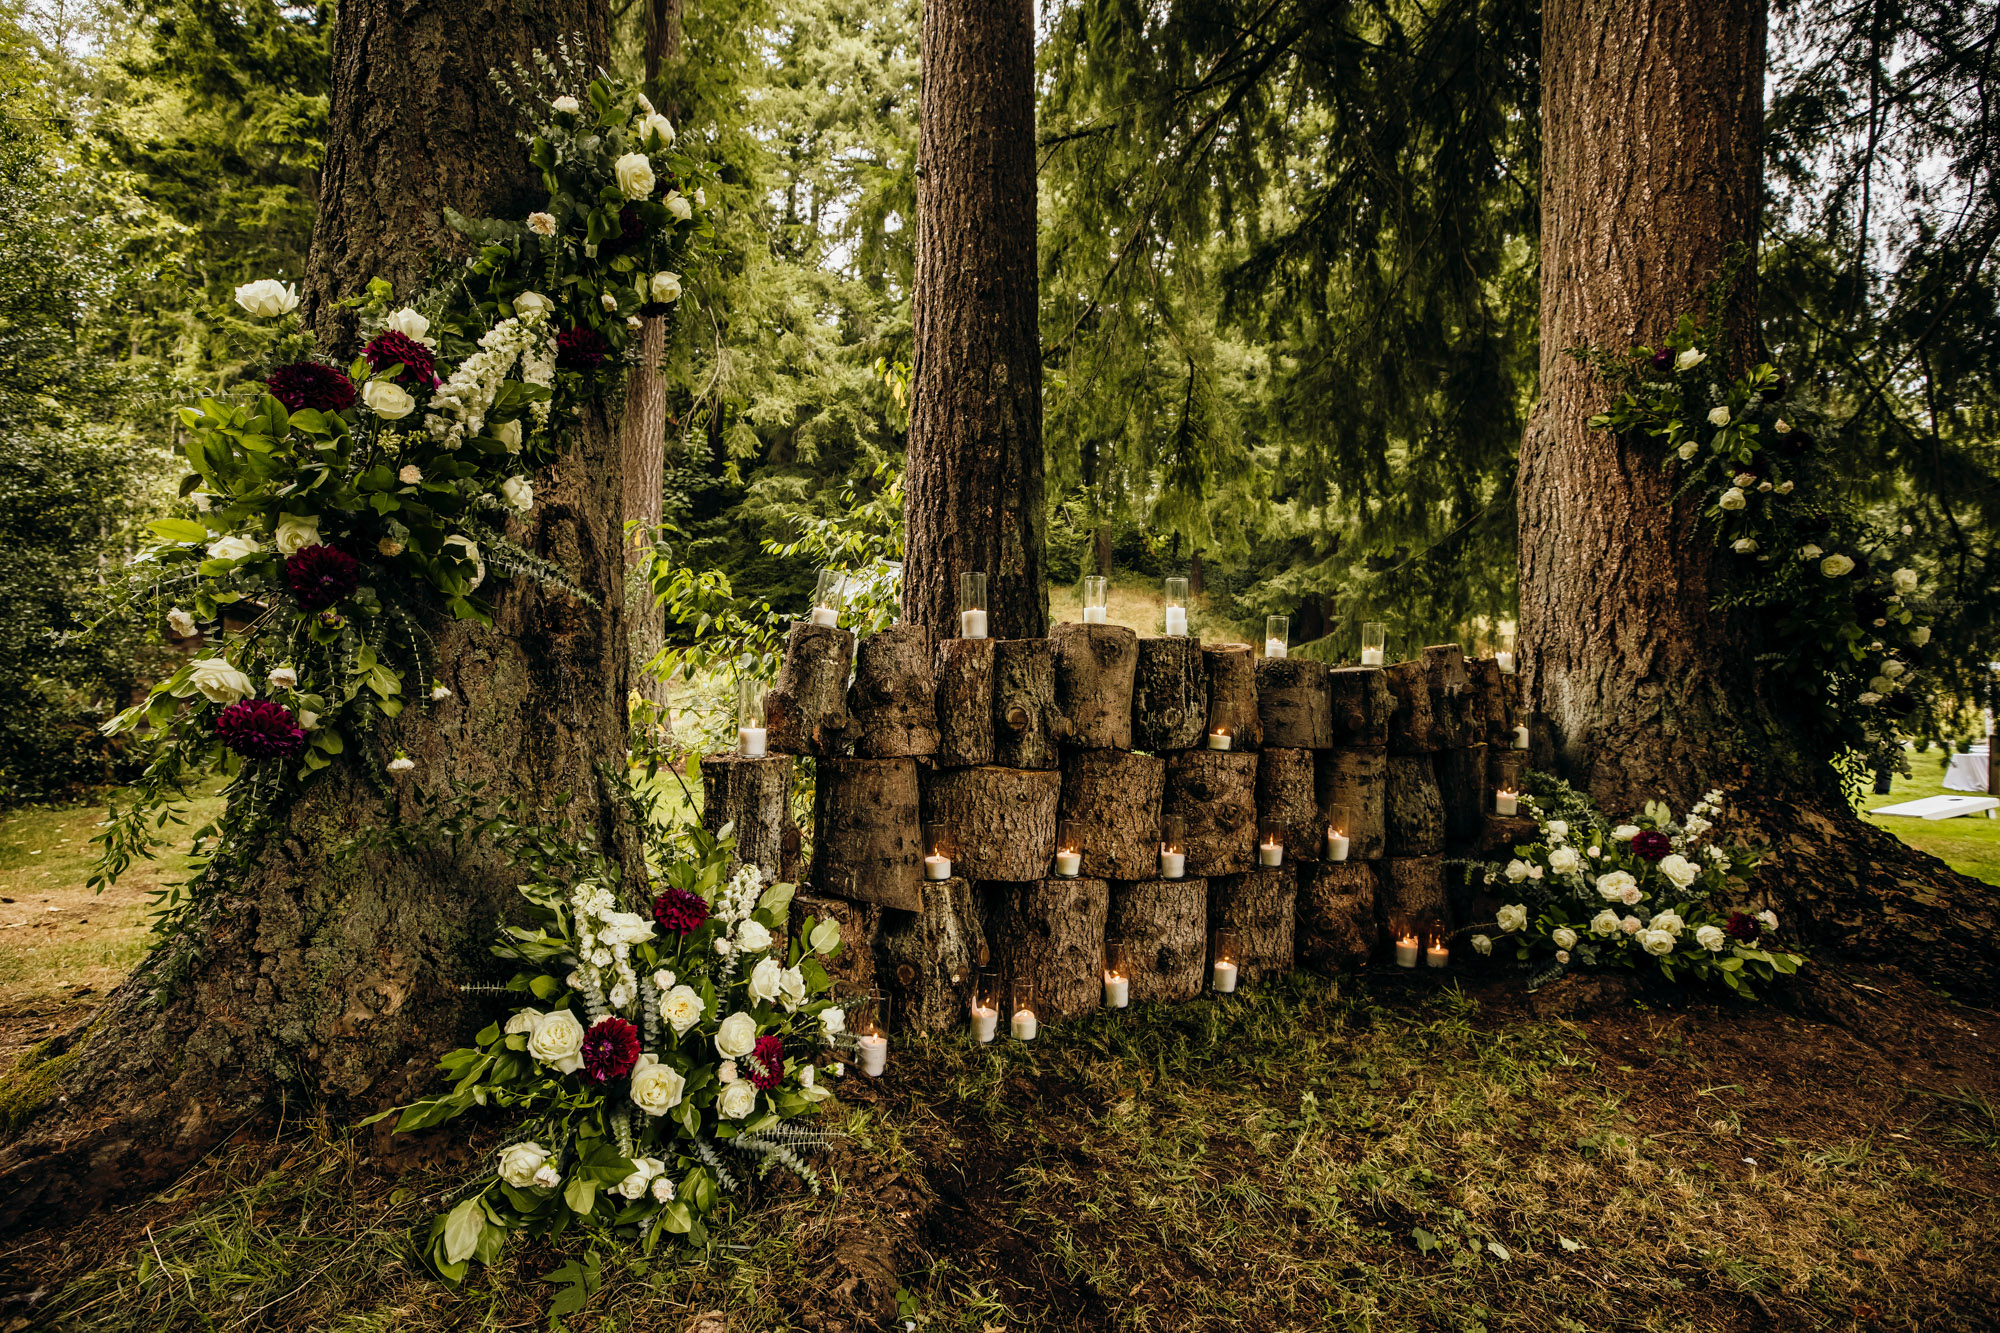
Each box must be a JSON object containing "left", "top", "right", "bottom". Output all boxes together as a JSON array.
[
  {"left": 1328, "top": 665, "right": 1394, "bottom": 747},
  {"left": 1422, "top": 644, "right": 1472, "bottom": 750},
  {"left": 992, "top": 637, "right": 1068, "bottom": 769},
  {"left": 1162, "top": 750, "right": 1259, "bottom": 876},
  {"left": 1202, "top": 643, "right": 1261, "bottom": 751},
  {"left": 792, "top": 892, "right": 880, "bottom": 999},
  {"left": 1474, "top": 814, "right": 1541, "bottom": 856},
  {"left": 1256, "top": 657, "right": 1333, "bottom": 750},
  {"left": 1315, "top": 746, "right": 1387, "bottom": 861},
  {"left": 875, "top": 877, "right": 986, "bottom": 1035},
  {"left": 1384, "top": 660, "right": 1435, "bottom": 754},
  {"left": 1106, "top": 878, "right": 1207, "bottom": 1002},
  {"left": 1208, "top": 867, "right": 1296, "bottom": 983},
  {"left": 848, "top": 622, "right": 938, "bottom": 759},
  {"left": 1298, "top": 861, "right": 1378, "bottom": 972},
  {"left": 767, "top": 621, "right": 857, "bottom": 756},
  {"left": 919, "top": 765, "right": 1062, "bottom": 881},
  {"left": 983, "top": 876, "right": 1109, "bottom": 1021},
  {"left": 1435, "top": 743, "right": 1489, "bottom": 848},
  {"left": 1468, "top": 657, "right": 1509, "bottom": 747},
  {"left": 1057, "top": 749, "right": 1167, "bottom": 880},
  {"left": 1255, "top": 747, "right": 1321, "bottom": 864},
  {"left": 1488, "top": 748, "right": 1528, "bottom": 795},
  {"left": 1132, "top": 636, "right": 1208, "bottom": 752},
  {"left": 1376, "top": 857, "right": 1448, "bottom": 941},
  {"left": 1051, "top": 622, "right": 1139, "bottom": 750},
  {"left": 933, "top": 637, "right": 996, "bottom": 768},
  {"left": 810, "top": 757, "right": 924, "bottom": 911},
  {"left": 700, "top": 752, "right": 799, "bottom": 885},
  {"left": 1385, "top": 753, "right": 1445, "bottom": 857}
]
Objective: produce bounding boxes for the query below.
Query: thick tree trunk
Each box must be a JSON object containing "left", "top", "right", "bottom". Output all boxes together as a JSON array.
[
  {"left": 1385, "top": 754, "right": 1445, "bottom": 857},
  {"left": 0, "top": 0, "right": 623, "bottom": 1229},
  {"left": 1051, "top": 623, "right": 1138, "bottom": 751},
  {"left": 1377, "top": 858, "right": 1448, "bottom": 941},
  {"left": 1208, "top": 868, "right": 1296, "bottom": 984},
  {"left": 1329, "top": 665, "right": 1393, "bottom": 747},
  {"left": 876, "top": 878, "right": 986, "bottom": 1036},
  {"left": 1299, "top": 862, "right": 1378, "bottom": 972},
  {"left": 811, "top": 758, "right": 924, "bottom": 912},
  {"left": 1106, "top": 878, "right": 1207, "bottom": 1002},
  {"left": 767, "top": 622, "right": 856, "bottom": 756},
  {"left": 1256, "top": 658, "right": 1332, "bottom": 750},
  {"left": 902, "top": 0, "right": 1046, "bottom": 639},
  {"left": 1202, "top": 644, "right": 1261, "bottom": 751},
  {"left": 1255, "top": 747, "right": 1321, "bottom": 865},
  {"left": 1162, "top": 750, "right": 1258, "bottom": 877},
  {"left": 1316, "top": 746, "right": 1387, "bottom": 861}
]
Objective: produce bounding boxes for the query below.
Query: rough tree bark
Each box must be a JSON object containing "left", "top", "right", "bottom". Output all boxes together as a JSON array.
[
  {"left": 811, "top": 758, "right": 924, "bottom": 912},
  {"left": 1132, "top": 636, "right": 1207, "bottom": 752},
  {"left": 1057, "top": 749, "right": 1167, "bottom": 880},
  {"left": 766, "top": 621, "right": 856, "bottom": 756},
  {"left": 934, "top": 637, "right": 996, "bottom": 768},
  {"left": 1208, "top": 868, "right": 1296, "bottom": 984},
  {"left": 876, "top": 878, "right": 986, "bottom": 1035},
  {"left": 919, "top": 766, "right": 1062, "bottom": 881},
  {"left": 1107, "top": 879, "right": 1207, "bottom": 1002},
  {"left": 1530, "top": 0, "right": 2000, "bottom": 985},
  {"left": 984, "top": 877, "right": 1109, "bottom": 1021},
  {"left": 992, "top": 637, "right": 1065, "bottom": 769},
  {"left": 1051, "top": 623, "right": 1138, "bottom": 751},
  {"left": 902, "top": 0, "right": 1047, "bottom": 639},
  {"left": 1, "top": 0, "right": 624, "bottom": 1228},
  {"left": 850, "top": 622, "right": 939, "bottom": 759},
  {"left": 701, "top": 752, "right": 800, "bottom": 885}
]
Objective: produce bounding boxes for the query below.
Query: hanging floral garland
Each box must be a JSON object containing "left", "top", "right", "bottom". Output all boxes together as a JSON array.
[{"left": 1580, "top": 311, "right": 1933, "bottom": 766}]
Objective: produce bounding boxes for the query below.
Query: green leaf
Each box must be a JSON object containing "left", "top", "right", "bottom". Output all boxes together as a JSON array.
[
  {"left": 563, "top": 1175, "right": 597, "bottom": 1216},
  {"left": 148, "top": 518, "right": 210, "bottom": 544},
  {"left": 808, "top": 918, "right": 841, "bottom": 956},
  {"left": 1412, "top": 1227, "right": 1439, "bottom": 1254},
  {"left": 442, "top": 1196, "right": 486, "bottom": 1264}
]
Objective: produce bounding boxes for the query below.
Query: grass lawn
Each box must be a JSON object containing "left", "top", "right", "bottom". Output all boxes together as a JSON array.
[{"left": 1855, "top": 756, "right": 2000, "bottom": 885}]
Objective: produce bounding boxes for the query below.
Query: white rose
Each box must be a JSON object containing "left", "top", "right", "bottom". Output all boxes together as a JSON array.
[
  {"left": 1640, "top": 928, "right": 1675, "bottom": 956},
  {"left": 1695, "top": 924, "right": 1726, "bottom": 951},
  {"left": 505, "top": 1009, "right": 540, "bottom": 1036},
  {"left": 206, "top": 534, "right": 260, "bottom": 561},
  {"left": 363, "top": 380, "right": 415, "bottom": 420},
  {"left": 1590, "top": 910, "right": 1621, "bottom": 937},
  {"left": 497, "top": 1141, "right": 549, "bottom": 1188},
  {"left": 664, "top": 190, "right": 693, "bottom": 221},
  {"left": 527, "top": 212, "right": 557, "bottom": 237},
  {"left": 1677, "top": 442, "right": 1699, "bottom": 461},
  {"left": 1621, "top": 915, "right": 1643, "bottom": 934},
  {"left": 662, "top": 984, "right": 705, "bottom": 1035},
  {"left": 1774, "top": 418, "right": 1792, "bottom": 433},
  {"left": 1756, "top": 909, "right": 1779, "bottom": 931},
  {"left": 187, "top": 658, "right": 253, "bottom": 704},
  {"left": 717, "top": 1080, "right": 757, "bottom": 1120},
  {"left": 552, "top": 95, "right": 580, "bottom": 113},
  {"left": 1732, "top": 538, "right": 1758, "bottom": 555},
  {"left": 777, "top": 965, "right": 807, "bottom": 1010},
  {"left": 1800, "top": 544, "right": 1823, "bottom": 560},
  {"left": 1820, "top": 553, "right": 1855, "bottom": 577},
  {"left": 1718, "top": 487, "right": 1746, "bottom": 511},
  {"left": 166, "top": 607, "right": 196, "bottom": 638},
  {"left": 615, "top": 1156, "right": 665, "bottom": 1200},
  {"left": 651, "top": 1176, "right": 675, "bottom": 1202},
  {"left": 1675, "top": 348, "right": 1706, "bottom": 372},
  {"left": 513, "top": 292, "right": 552, "bottom": 322},
  {"left": 492, "top": 419, "right": 524, "bottom": 452},
  {"left": 642, "top": 111, "right": 675, "bottom": 145},
  {"left": 1504, "top": 859, "right": 1531, "bottom": 883},
  {"left": 234, "top": 278, "right": 299, "bottom": 318},
  {"left": 274, "top": 513, "right": 321, "bottom": 556},
  {"left": 1546, "top": 821, "right": 1568, "bottom": 840},
  {"left": 737, "top": 919, "right": 772, "bottom": 953},
  {"left": 1596, "top": 870, "right": 1637, "bottom": 902},
  {"left": 1856, "top": 691, "right": 1883, "bottom": 706},
  {"left": 615, "top": 152, "right": 656, "bottom": 200},
  {"left": 822, "top": 1006, "right": 847, "bottom": 1038},
  {"left": 649, "top": 271, "right": 682, "bottom": 303},
  {"left": 1471, "top": 934, "right": 1492, "bottom": 956},
  {"left": 1707, "top": 406, "right": 1732, "bottom": 427},
  {"left": 1552, "top": 927, "right": 1579, "bottom": 950},
  {"left": 1549, "top": 847, "right": 1582, "bottom": 875},
  {"left": 1892, "top": 568, "right": 1918, "bottom": 594},
  {"left": 398, "top": 464, "right": 423, "bottom": 485},
  {"left": 747, "top": 957, "right": 783, "bottom": 1003},
  {"left": 527, "top": 1008, "right": 586, "bottom": 1073},
  {"left": 1651, "top": 911, "right": 1685, "bottom": 936},
  {"left": 1757, "top": 481, "right": 1773, "bottom": 492},
  {"left": 383, "top": 306, "right": 435, "bottom": 348},
  {"left": 715, "top": 1010, "right": 758, "bottom": 1059},
  {"left": 1912, "top": 626, "right": 1931, "bottom": 646},
  {"left": 628, "top": 1054, "right": 687, "bottom": 1116},
  {"left": 1497, "top": 903, "right": 1528, "bottom": 933},
  {"left": 1775, "top": 480, "right": 1794, "bottom": 494},
  {"left": 1657, "top": 854, "right": 1699, "bottom": 889},
  {"left": 1611, "top": 825, "right": 1639, "bottom": 842},
  {"left": 500, "top": 476, "right": 535, "bottom": 512},
  {"left": 268, "top": 665, "right": 298, "bottom": 690},
  {"left": 1868, "top": 676, "right": 1893, "bottom": 694}
]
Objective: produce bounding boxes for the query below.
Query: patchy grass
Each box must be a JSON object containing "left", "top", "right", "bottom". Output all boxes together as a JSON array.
[{"left": 1856, "top": 761, "right": 2000, "bottom": 885}]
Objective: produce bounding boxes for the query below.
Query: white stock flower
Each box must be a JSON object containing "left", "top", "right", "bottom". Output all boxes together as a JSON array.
[
  {"left": 664, "top": 190, "right": 693, "bottom": 221},
  {"left": 1651, "top": 911, "right": 1686, "bottom": 936},
  {"left": 1547, "top": 820, "right": 1569, "bottom": 840},
  {"left": 527, "top": 1008, "right": 586, "bottom": 1073},
  {"left": 652, "top": 968, "right": 676, "bottom": 991},
  {"left": 1892, "top": 568, "right": 1919, "bottom": 594},
  {"left": 1640, "top": 928, "right": 1675, "bottom": 956},
  {"left": 166, "top": 607, "right": 196, "bottom": 638},
  {"left": 615, "top": 1156, "right": 666, "bottom": 1200},
  {"left": 1718, "top": 488, "right": 1747, "bottom": 511},
  {"left": 1552, "top": 926, "right": 1579, "bottom": 950},
  {"left": 274, "top": 513, "right": 320, "bottom": 555},
  {"left": 1657, "top": 854, "right": 1699, "bottom": 889},
  {"left": 1471, "top": 934, "right": 1492, "bottom": 956},
  {"left": 552, "top": 95, "right": 580, "bottom": 114},
  {"left": 268, "top": 665, "right": 298, "bottom": 690},
  {"left": 717, "top": 1080, "right": 757, "bottom": 1120},
  {"left": 500, "top": 476, "right": 535, "bottom": 512},
  {"left": 234, "top": 278, "right": 299, "bottom": 317},
  {"left": 1497, "top": 903, "right": 1528, "bottom": 933},
  {"left": 649, "top": 271, "right": 682, "bottom": 303},
  {"left": 1590, "top": 910, "right": 1621, "bottom": 937},
  {"left": 188, "top": 658, "right": 253, "bottom": 704},
  {"left": 615, "top": 152, "right": 656, "bottom": 200},
  {"left": 715, "top": 1010, "right": 758, "bottom": 1058},
  {"left": 822, "top": 1006, "right": 847, "bottom": 1038},
  {"left": 1696, "top": 924, "right": 1726, "bottom": 951},
  {"left": 527, "top": 212, "right": 557, "bottom": 237},
  {"left": 513, "top": 291, "right": 553, "bottom": 321},
  {"left": 1611, "top": 825, "right": 1639, "bottom": 842},
  {"left": 737, "top": 919, "right": 772, "bottom": 953},
  {"left": 1820, "top": 553, "right": 1856, "bottom": 577},
  {"left": 652, "top": 1175, "right": 675, "bottom": 1202},
  {"left": 662, "top": 984, "right": 704, "bottom": 1034},
  {"left": 1595, "top": 870, "right": 1637, "bottom": 902},
  {"left": 1732, "top": 538, "right": 1758, "bottom": 554},
  {"left": 206, "top": 534, "right": 260, "bottom": 561},
  {"left": 747, "top": 957, "right": 783, "bottom": 1003},
  {"left": 497, "top": 1141, "right": 549, "bottom": 1188},
  {"left": 628, "top": 1054, "right": 687, "bottom": 1116},
  {"left": 362, "top": 379, "right": 415, "bottom": 420},
  {"left": 1912, "top": 626, "right": 1932, "bottom": 646},
  {"left": 642, "top": 112, "right": 675, "bottom": 145},
  {"left": 1675, "top": 348, "right": 1706, "bottom": 372},
  {"left": 533, "top": 1163, "right": 561, "bottom": 1189},
  {"left": 718, "top": 1060, "right": 739, "bottom": 1084},
  {"left": 1707, "top": 406, "right": 1732, "bottom": 427},
  {"left": 383, "top": 307, "right": 436, "bottom": 348},
  {"left": 1549, "top": 846, "right": 1582, "bottom": 875}
]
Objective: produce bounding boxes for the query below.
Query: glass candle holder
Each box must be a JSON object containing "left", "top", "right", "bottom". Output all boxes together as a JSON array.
[
  {"left": 737, "top": 678, "right": 768, "bottom": 757},
  {"left": 1163, "top": 576, "right": 1189, "bottom": 636},
  {"left": 810, "top": 568, "right": 845, "bottom": 628},
  {"left": 1361, "top": 621, "right": 1387, "bottom": 666},
  {"left": 1495, "top": 629, "right": 1518, "bottom": 675},
  {"left": 1010, "top": 980, "right": 1038, "bottom": 1041},
  {"left": 1265, "top": 614, "right": 1290, "bottom": 659},
  {"left": 1495, "top": 788, "right": 1519, "bottom": 816},
  {"left": 856, "top": 989, "right": 890, "bottom": 1076},
  {"left": 1081, "top": 574, "right": 1109, "bottom": 624},
  {"left": 1257, "top": 820, "right": 1285, "bottom": 867},
  {"left": 1103, "top": 939, "right": 1130, "bottom": 1009},
  {"left": 1158, "top": 815, "right": 1186, "bottom": 879},
  {"left": 958, "top": 571, "right": 988, "bottom": 639},
  {"left": 1394, "top": 928, "right": 1421, "bottom": 968},
  {"left": 1424, "top": 922, "right": 1450, "bottom": 969},
  {"left": 970, "top": 969, "right": 1000, "bottom": 1043},
  {"left": 923, "top": 823, "right": 954, "bottom": 880},
  {"left": 1211, "top": 930, "right": 1240, "bottom": 993},
  {"left": 1325, "top": 803, "right": 1352, "bottom": 862},
  {"left": 1054, "top": 820, "right": 1083, "bottom": 878}
]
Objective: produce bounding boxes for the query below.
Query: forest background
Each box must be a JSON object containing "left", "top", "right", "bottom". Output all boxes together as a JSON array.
[{"left": 3, "top": 0, "right": 1997, "bottom": 807}]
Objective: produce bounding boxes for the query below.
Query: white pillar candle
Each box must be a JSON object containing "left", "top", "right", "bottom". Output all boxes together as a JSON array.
[
  {"left": 1495, "top": 791, "right": 1518, "bottom": 816},
  {"left": 857, "top": 1033, "right": 888, "bottom": 1077},
  {"left": 1326, "top": 830, "right": 1350, "bottom": 862},
  {"left": 960, "top": 608, "right": 988, "bottom": 639},
  {"left": 1495, "top": 650, "right": 1516, "bottom": 674},
  {"left": 1011, "top": 1008, "right": 1038, "bottom": 1041},
  {"left": 1258, "top": 840, "right": 1283, "bottom": 867},
  {"left": 1054, "top": 849, "right": 1081, "bottom": 877},
  {"left": 1211, "top": 960, "right": 1239, "bottom": 993},
  {"left": 738, "top": 726, "right": 767, "bottom": 757},
  {"left": 1360, "top": 647, "right": 1384, "bottom": 666},
  {"left": 1426, "top": 943, "right": 1450, "bottom": 969},
  {"left": 810, "top": 605, "right": 839, "bottom": 628},
  {"left": 1265, "top": 638, "right": 1287, "bottom": 659},
  {"left": 924, "top": 854, "right": 953, "bottom": 881},
  {"left": 1081, "top": 606, "right": 1107, "bottom": 624},
  {"left": 1103, "top": 974, "right": 1129, "bottom": 1008},
  {"left": 970, "top": 1004, "right": 998, "bottom": 1043},
  {"left": 1207, "top": 731, "right": 1232, "bottom": 751},
  {"left": 1158, "top": 850, "right": 1185, "bottom": 879},
  {"left": 1512, "top": 724, "right": 1529, "bottom": 750},
  {"left": 1164, "top": 606, "right": 1188, "bottom": 636},
  {"left": 1394, "top": 936, "right": 1420, "bottom": 968}
]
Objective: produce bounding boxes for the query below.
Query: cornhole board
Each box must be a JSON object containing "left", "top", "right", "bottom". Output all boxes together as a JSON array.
[{"left": 1868, "top": 795, "right": 2000, "bottom": 820}]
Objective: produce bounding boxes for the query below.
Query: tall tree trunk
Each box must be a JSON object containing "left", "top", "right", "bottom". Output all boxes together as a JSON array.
[
  {"left": 0, "top": 0, "right": 630, "bottom": 1228},
  {"left": 1524, "top": 0, "right": 2000, "bottom": 990},
  {"left": 902, "top": 0, "right": 1047, "bottom": 638}
]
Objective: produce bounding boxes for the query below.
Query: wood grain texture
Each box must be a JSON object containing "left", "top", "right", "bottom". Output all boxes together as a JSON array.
[{"left": 1107, "top": 878, "right": 1207, "bottom": 1002}]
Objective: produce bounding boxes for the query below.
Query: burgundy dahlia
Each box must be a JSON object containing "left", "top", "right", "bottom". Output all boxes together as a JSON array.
[
  {"left": 1724, "top": 910, "right": 1760, "bottom": 942},
  {"left": 610, "top": 204, "right": 648, "bottom": 250},
  {"left": 746, "top": 1034, "right": 785, "bottom": 1091},
  {"left": 265, "top": 361, "right": 357, "bottom": 413},
  {"left": 214, "top": 699, "right": 307, "bottom": 760},
  {"left": 555, "top": 325, "right": 610, "bottom": 370},
  {"left": 581, "top": 1016, "right": 641, "bottom": 1082},
  {"left": 652, "top": 886, "right": 709, "bottom": 934},
  {"left": 362, "top": 329, "right": 441, "bottom": 388},
  {"left": 1649, "top": 347, "right": 1674, "bottom": 372},
  {"left": 1630, "top": 830, "right": 1671, "bottom": 861},
  {"left": 284, "top": 543, "right": 361, "bottom": 612}
]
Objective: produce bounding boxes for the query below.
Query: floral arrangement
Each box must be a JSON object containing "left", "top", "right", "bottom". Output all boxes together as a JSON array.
[
  {"left": 93, "top": 59, "right": 715, "bottom": 933},
  {"left": 370, "top": 826, "right": 851, "bottom": 1278},
  {"left": 1578, "top": 310, "right": 1932, "bottom": 760},
  {"left": 1471, "top": 787, "right": 1805, "bottom": 998}
]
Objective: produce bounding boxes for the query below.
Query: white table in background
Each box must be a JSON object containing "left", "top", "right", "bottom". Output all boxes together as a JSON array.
[{"left": 1944, "top": 751, "right": 1991, "bottom": 793}]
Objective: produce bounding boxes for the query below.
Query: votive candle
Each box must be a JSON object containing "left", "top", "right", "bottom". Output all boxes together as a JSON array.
[
  {"left": 857, "top": 1032, "right": 888, "bottom": 1077},
  {"left": 1394, "top": 935, "right": 1420, "bottom": 968}
]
